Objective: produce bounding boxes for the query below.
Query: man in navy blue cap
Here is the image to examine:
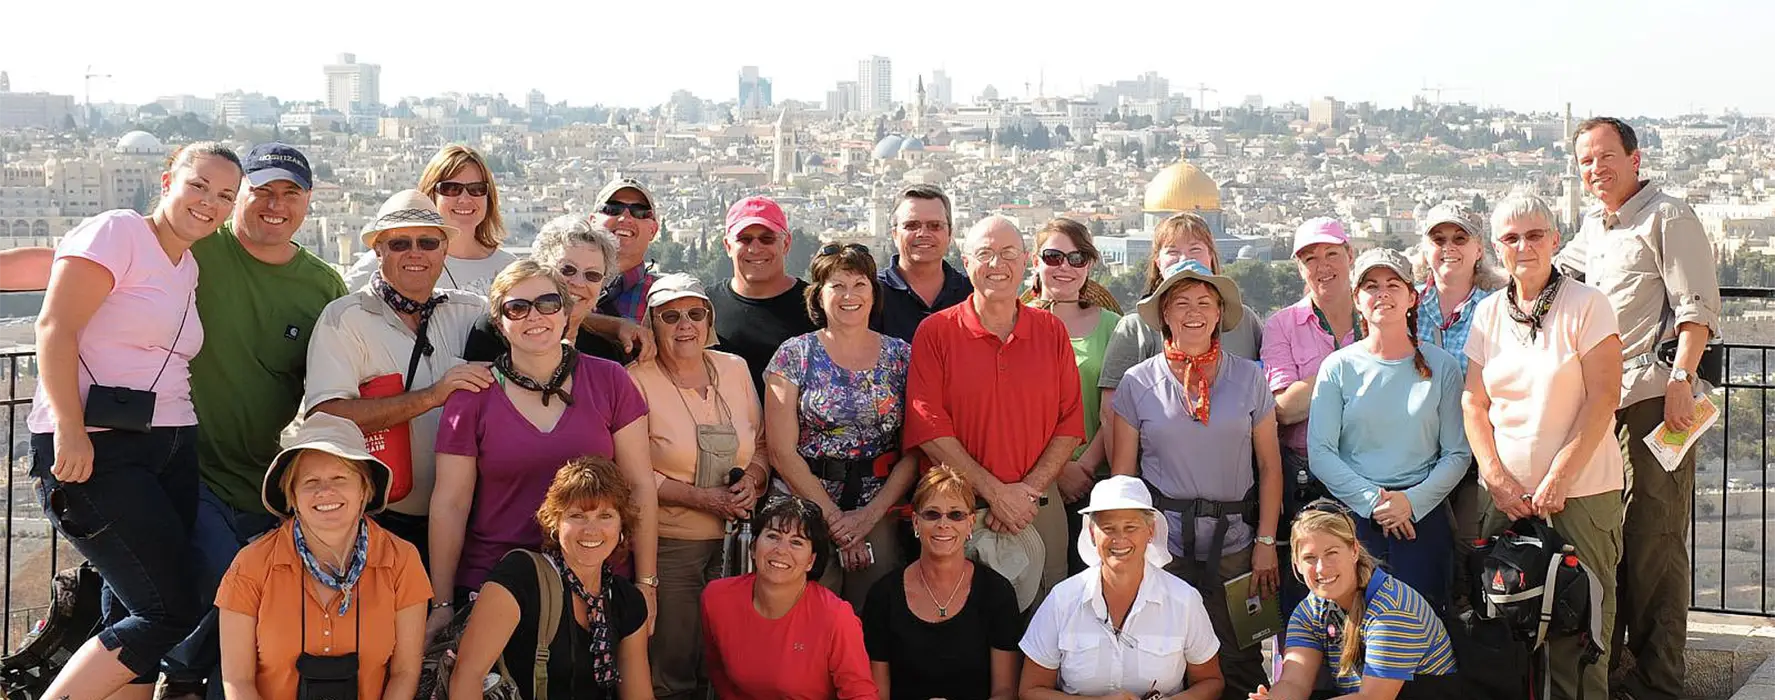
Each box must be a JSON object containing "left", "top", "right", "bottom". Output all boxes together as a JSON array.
[{"left": 157, "top": 143, "right": 349, "bottom": 698}]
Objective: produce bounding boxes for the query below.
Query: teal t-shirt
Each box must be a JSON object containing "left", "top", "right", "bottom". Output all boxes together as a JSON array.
[{"left": 189, "top": 225, "right": 347, "bottom": 513}]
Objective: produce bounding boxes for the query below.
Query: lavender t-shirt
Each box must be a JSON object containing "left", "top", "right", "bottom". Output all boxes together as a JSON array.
[
  {"left": 436, "top": 353, "right": 647, "bottom": 589},
  {"left": 1112, "top": 354, "right": 1275, "bottom": 561}
]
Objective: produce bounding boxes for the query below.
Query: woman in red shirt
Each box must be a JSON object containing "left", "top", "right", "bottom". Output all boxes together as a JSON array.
[{"left": 701, "top": 496, "right": 876, "bottom": 699}]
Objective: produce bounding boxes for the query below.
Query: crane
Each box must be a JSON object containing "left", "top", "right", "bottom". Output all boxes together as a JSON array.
[
  {"left": 1187, "top": 82, "right": 1217, "bottom": 112},
  {"left": 1419, "top": 80, "right": 1465, "bottom": 105},
  {"left": 83, "top": 65, "right": 111, "bottom": 129}
]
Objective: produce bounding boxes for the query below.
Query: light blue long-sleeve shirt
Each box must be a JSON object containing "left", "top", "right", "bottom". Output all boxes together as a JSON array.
[{"left": 1307, "top": 342, "right": 1472, "bottom": 521}]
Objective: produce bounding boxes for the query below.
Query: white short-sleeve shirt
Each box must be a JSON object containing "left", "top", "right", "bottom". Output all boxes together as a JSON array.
[{"left": 1019, "top": 563, "right": 1221, "bottom": 697}]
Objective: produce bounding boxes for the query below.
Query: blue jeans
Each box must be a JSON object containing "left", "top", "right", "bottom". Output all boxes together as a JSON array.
[
  {"left": 30, "top": 427, "right": 202, "bottom": 683},
  {"left": 1356, "top": 501, "right": 1454, "bottom": 612},
  {"left": 163, "top": 483, "right": 280, "bottom": 690}
]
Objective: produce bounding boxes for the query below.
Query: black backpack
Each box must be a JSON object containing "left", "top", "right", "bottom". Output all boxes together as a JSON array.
[
  {"left": 0, "top": 563, "right": 104, "bottom": 699},
  {"left": 1463, "top": 517, "right": 1605, "bottom": 699}
]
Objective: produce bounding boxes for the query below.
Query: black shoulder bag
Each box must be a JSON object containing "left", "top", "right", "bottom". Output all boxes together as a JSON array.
[
  {"left": 295, "top": 583, "right": 363, "bottom": 700},
  {"left": 80, "top": 292, "right": 192, "bottom": 433}
]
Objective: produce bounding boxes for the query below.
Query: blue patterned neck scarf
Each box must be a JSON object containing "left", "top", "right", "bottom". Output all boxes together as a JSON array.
[
  {"left": 293, "top": 519, "right": 369, "bottom": 616},
  {"left": 546, "top": 551, "right": 620, "bottom": 688}
]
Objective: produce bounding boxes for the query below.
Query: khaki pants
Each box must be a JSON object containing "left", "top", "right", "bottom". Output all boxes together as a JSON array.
[
  {"left": 818, "top": 513, "right": 902, "bottom": 612},
  {"left": 1613, "top": 397, "right": 1694, "bottom": 700},
  {"left": 1165, "top": 547, "right": 1269, "bottom": 700},
  {"left": 1480, "top": 489, "right": 1623, "bottom": 700},
  {"left": 1033, "top": 482, "right": 1069, "bottom": 609},
  {"left": 649, "top": 537, "right": 723, "bottom": 700}
]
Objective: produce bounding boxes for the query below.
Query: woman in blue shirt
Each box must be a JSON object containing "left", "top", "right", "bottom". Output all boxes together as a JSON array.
[
  {"left": 1306, "top": 249, "right": 1470, "bottom": 611},
  {"left": 1254, "top": 503, "right": 1459, "bottom": 700}
]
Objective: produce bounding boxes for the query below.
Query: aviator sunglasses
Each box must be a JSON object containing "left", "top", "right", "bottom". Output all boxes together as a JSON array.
[
  {"left": 500, "top": 293, "right": 565, "bottom": 321},
  {"left": 382, "top": 236, "right": 444, "bottom": 253},
  {"left": 599, "top": 201, "right": 655, "bottom": 220},
  {"left": 433, "top": 181, "right": 489, "bottom": 197},
  {"left": 1039, "top": 248, "right": 1092, "bottom": 268}
]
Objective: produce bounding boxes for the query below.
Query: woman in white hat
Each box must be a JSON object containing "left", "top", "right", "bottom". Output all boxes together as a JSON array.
[
  {"left": 27, "top": 142, "right": 240, "bottom": 699},
  {"left": 1019, "top": 475, "right": 1225, "bottom": 700},
  {"left": 215, "top": 413, "right": 430, "bottom": 700},
  {"left": 627, "top": 272, "right": 769, "bottom": 699},
  {"left": 344, "top": 144, "right": 518, "bottom": 296},
  {"left": 1307, "top": 248, "right": 1470, "bottom": 612},
  {"left": 1108, "top": 259, "right": 1282, "bottom": 699}
]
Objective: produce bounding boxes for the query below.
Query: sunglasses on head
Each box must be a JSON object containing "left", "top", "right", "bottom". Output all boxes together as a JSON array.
[
  {"left": 1039, "top": 248, "right": 1092, "bottom": 268},
  {"left": 818, "top": 243, "right": 871, "bottom": 257},
  {"left": 917, "top": 509, "right": 970, "bottom": 522},
  {"left": 657, "top": 307, "right": 708, "bottom": 325},
  {"left": 382, "top": 236, "right": 445, "bottom": 253},
  {"left": 433, "top": 181, "right": 489, "bottom": 197},
  {"left": 557, "top": 263, "right": 606, "bottom": 286},
  {"left": 599, "top": 201, "right": 654, "bottom": 220},
  {"left": 500, "top": 293, "right": 565, "bottom": 321}
]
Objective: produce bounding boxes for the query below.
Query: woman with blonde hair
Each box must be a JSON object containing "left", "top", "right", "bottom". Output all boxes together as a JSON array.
[
  {"left": 346, "top": 144, "right": 518, "bottom": 295},
  {"left": 1251, "top": 503, "right": 1460, "bottom": 700}
]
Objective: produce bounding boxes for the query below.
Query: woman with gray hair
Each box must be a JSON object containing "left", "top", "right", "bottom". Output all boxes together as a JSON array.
[
  {"left": 1462, "top": 192, "right": 1623, "bottom": 699},
  {"left": 463, "top": 214, "right": 631, "bottom": 363}
]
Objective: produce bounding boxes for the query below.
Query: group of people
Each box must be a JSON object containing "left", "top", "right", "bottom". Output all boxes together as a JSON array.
[{"left": 4, "top": 114, "right": 1718, "bottom": 700}]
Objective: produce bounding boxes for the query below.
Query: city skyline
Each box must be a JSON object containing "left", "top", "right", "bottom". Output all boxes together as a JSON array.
[{"left": 2, "top": 0, "right": 1772, "bottom": 117}]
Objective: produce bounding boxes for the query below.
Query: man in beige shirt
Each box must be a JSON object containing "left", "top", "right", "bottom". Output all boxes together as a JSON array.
[
  {"left": 1556, "top": 117, "right": 1721, "bottom": 700},
  {"left": 302, "top": 190, "right": 492, "bottom": 564}
]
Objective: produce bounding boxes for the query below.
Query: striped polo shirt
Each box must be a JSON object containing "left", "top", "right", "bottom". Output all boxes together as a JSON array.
[{"left": 1284, "top": 569, "right": 1458, "bottom": 691}]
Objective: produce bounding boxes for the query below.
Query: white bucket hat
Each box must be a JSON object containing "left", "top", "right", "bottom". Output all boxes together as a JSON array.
[
  {"left": 1076, "top": 475, "right": 1172, "bottom": 569},
  {"left": 359, "top": 188, "right": 460, "bottom": 248},
  {"left": 261, "top": 413, "right": 394, "bottom": 518},
  {"left": 967, "top": 523, "right": 1045, "bottom": 611}
]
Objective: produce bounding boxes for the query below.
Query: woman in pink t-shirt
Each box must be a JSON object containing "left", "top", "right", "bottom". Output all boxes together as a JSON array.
[{"left": 28, "top": 143, "right": 241, "bottom": 699}]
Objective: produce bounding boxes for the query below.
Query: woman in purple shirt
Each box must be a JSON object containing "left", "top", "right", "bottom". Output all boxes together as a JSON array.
[
  {"left": 30, "top": 143, "right": 241, "bottom": 698},
  {"left": 428, "top": 260, "right": 653, "bottom": 638}
]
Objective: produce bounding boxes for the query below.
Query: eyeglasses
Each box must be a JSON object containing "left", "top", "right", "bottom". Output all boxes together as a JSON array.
[
  {"left": 733, "top": 232, "right": 780, "bottom": 247},
  {"left": 557, "top": 263, "right": 606, "bottom": 286},
  {"left": 500, "top": 293, "right": 565, "bottom": 321},
  {"left": 898, "top": 219, "right": 947, "bottom": 233},
  {"left": 598, "top": 201, "right": 655, "bottom": 220},
  {"left": 433, "top": 181, "right": 489, "bottom": 198},
  {"left": 970, "top": 247, "right": 1026, "bottom": 265},
  {"left": 657, "top": 307, "right": 709, "bottom": 325},
  {"left": 917, "top": 509, "right": 970, "bottom": 522},
  {"left": 1039, "top": 248, "right": 1092, "bottom": 268},
  {"left": 818, "top": 243, "right": 871, "bottom": 257},
  {"left": 382, "top": 236, "right": 444, "bottom": 253}
]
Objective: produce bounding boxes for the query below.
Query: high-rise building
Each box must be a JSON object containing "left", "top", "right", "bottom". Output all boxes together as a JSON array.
[
  {"left": 323, "top": 53, "right": 381, "bottom": 116},
  {"left": 827, "top": 81, "right": 860, "bottom": 116},
  {"left": 738, "top": 66, "right": 773, "bottom": 109},
  {"left": 931, "top": 70, "right": 953, "bottom": 108},
  {"left": 527, "top": 90, "right": 547, "bottom": 121},
  {"left": 216, "top": 90, "right": 276, "bottom": 127},
  {"left": 857, "top": 56, "right": 892, "bottom": 114},
  {"left": 1308, "top": 96, "right": 1343, "bottom": 129}
]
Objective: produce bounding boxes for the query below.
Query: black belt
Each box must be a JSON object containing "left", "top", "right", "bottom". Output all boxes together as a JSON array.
[
  {"left": 809, "top": 457, "right": 874, "bottom": 510},
  {"left": 1147, "top": 482, "right": 1258, "bottom": 590}
]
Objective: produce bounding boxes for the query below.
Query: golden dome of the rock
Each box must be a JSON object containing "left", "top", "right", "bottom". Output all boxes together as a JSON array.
[{"left": 1143, "top": 160, "right": 1221, "bottom": 212}]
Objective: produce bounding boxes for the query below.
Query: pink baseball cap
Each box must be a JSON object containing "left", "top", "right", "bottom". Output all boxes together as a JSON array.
[
  {"left": 1292, "top": 217, "right": 1350, "bottom": 257},
  {"left": 725, "top": 196, "right": 790, "bottom": 238}
]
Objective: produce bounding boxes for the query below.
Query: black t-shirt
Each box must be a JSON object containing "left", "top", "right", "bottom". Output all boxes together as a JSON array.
[
  {"left": 484, "top": 550, "right": 647, "bottom": 700},
  {"left": 707, "top": 278, "right": 818, "bottom": 397},
  {"left": 462, "top": 312, "right": 633, "bottom": 365},
  {"left": 861, "top": 563, "right": 1023, "bottom": 700}
]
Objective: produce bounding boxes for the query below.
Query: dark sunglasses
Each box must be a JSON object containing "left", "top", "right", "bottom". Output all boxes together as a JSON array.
[
  {"left": 1039, "top": 248, "right": 1092, "bottom": 268},
  {"left": 500, "top": 293, "right": 565, "bottom": 321},
  {"left": 917, "top": 509, "right": 970, "bottom": 522},
  {"left": 657, "top": 307, "right": 709, "bottom": 325},
  {"left": 818, "top": 243, "right": 871, "bottom": 257},
  {"left": 433, "top": 180, "right": 489, "bottom": 197},
  {"left": 734, "top": 232, "right": 781, "bottom": 247},
  {"left": 383, "top": 236, "right": 444, "bottom": 253},
  {"left": 557, "top": 263, "right": 606, "bottom": 286},
  {"left": 599, "top": 201, "right": 655, "bottom": 220}
]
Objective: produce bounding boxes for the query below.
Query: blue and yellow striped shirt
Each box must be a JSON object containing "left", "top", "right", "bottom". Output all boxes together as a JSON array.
[{"left": 1284, "top": 569, "right": 1458, "bottom": 692}]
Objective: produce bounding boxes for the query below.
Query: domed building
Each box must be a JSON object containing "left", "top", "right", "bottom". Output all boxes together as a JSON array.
[
  {"left": 115, "top": 131, "right": 165, "bottom": 155},
  {"left": 873, "top": 134, "right": 905, "bottom": 160},
  {"left": 1143, "top": 159, "right": 1224, "bottom": 234}
]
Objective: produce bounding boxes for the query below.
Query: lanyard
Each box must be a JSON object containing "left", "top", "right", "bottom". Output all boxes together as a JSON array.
[{"left": 1311, "top": 304, "right": 1362, "bottom": 350}]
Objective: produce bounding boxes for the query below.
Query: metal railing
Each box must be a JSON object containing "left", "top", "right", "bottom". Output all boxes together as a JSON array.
[{"left": 1, "top": 348, "right": 79, "bottom": 653}]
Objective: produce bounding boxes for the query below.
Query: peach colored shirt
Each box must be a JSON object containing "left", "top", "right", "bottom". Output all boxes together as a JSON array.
[{"left": 629, "top": 351, "right": 767, "bottom": 540}]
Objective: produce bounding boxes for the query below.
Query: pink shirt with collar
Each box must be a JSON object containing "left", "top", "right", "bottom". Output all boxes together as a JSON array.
[{"left": 1260, "top": 297, "right": 1357, "bottom": 453}]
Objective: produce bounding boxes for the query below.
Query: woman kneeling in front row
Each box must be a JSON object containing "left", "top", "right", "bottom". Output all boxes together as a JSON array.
[{"left": 1251, "top": 504, "right": 1460, "bottom": 700}]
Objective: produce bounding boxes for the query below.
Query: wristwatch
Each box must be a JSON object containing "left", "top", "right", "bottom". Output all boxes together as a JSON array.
[
  {"left": 1255, "top": 535, "right": 1277, "bottom": 546},
  {"left": 636, "top": 574, "right": 660, "bottom": 588},
  {"left": 1670, "top": 367, "right": 1695, "bottom": 385}
]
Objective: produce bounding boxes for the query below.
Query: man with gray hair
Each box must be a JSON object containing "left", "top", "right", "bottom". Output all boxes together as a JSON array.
[
  {"left": 1556, "top": 117, "right": 1720, "bottom": 700},
  {"left": 462, "top": 214, "right": 630, "bottom": 364},
  {"left": 905, "top": 215, "right": 1084, "bottom": 609}
]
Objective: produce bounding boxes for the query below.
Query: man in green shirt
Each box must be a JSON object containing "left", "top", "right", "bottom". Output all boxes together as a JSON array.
[{"left": 164, "top": 143, "right": 347, "bottom": 698}]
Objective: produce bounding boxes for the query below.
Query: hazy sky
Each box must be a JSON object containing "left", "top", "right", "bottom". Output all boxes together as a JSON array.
[{"left": 5, "top": 0, "right": 1770, "bottom": 117}]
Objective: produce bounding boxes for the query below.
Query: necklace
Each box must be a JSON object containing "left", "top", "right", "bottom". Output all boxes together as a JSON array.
[{"left": 917, "top": 561, "right": 968, "bottom": 619}]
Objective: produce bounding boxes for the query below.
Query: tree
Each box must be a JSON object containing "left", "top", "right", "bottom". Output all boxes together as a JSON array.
[
  {"left": 59, "top": 114, "right": 76, "bottom": 132},
  {"left": 1094, "top": 148, "right": 1108, "bottom": 168},
  {"left": 893, "top": 106, "right": 906, "bottom": 122},
  {"left": 785, "top": 228, "right": 820, "bottom": 278},
  {"left": 1104, "top": 108, "right": 1121, "bottom": 124},
  {"left": 1471, "top": 193, "right": 1488, "bottom": 213},
  {"left": 1055, "top": 124, "right": 1072, "bottom": 142},
  {"left": 1133, "top": 148, "right": 1147, "bottom": 170},
  {"left": 1027, "top": 123, "right": 1052, "bottom": 150}
]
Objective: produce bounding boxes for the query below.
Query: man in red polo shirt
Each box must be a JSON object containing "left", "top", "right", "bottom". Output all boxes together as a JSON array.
[{"left": 905, "top": 215, "right": 1085, "bottom": 605}]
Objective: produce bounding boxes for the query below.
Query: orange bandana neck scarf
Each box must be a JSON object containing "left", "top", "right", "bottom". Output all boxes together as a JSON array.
[{"left": 1163, "top": 337, "right": 1221, "bottom": 423}]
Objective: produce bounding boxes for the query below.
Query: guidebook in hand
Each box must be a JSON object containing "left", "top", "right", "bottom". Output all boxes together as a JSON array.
[{"left": 1641, "top": 394, "right": 1719, "bottom": 473}]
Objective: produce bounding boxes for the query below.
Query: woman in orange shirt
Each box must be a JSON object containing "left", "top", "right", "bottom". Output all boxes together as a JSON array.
[{"left": 216, "top": 413, "right": 430, "bottom": 699}]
